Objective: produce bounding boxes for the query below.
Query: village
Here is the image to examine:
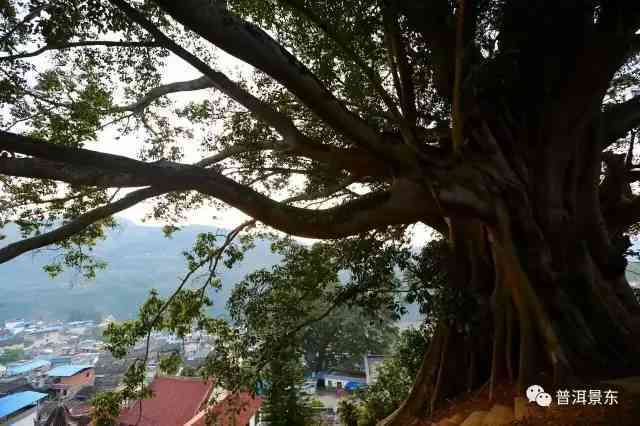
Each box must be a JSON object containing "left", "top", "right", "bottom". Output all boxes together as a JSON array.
[{"left": 0, "top": 318, "right": 386, "bottom": 425}]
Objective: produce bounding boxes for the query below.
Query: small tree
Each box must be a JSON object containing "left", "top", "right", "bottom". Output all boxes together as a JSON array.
[
  {"left": 260, "top": 347, "right": 314, "bottom": 426},
  {"left": 353, "top": 328, "right": 429, "bottom": 426},
  {"left": 0, "top": 347, "right": 25, "bottom": 364}
]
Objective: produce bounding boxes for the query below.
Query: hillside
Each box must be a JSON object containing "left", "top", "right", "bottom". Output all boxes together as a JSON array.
[{"left": 0, "top": 219, "right": 280, "bottom": 321}]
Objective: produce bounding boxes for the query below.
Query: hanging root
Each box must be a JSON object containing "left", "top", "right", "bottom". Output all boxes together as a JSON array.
[
  {"left": 489, "top": 262, "right": 507, "bottom": 400},
  {"left": 505, "top": 299, "right": 514, "bottom": 382},
  {"left": 489, "top": 207, "right": 571, "bottom": 392},
  {"left": 430, "top": 325, "right": 451, "bottom": 415}
]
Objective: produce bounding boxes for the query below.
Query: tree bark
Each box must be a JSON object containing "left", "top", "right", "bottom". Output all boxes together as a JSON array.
[{"left": 381, "top": 200, "right": 640, "bottom": 426}]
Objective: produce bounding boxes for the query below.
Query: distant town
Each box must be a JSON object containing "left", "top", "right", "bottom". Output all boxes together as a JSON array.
[
  {"left": 0, "top": 317, "right": 383, "bottom": 425},
  {"left": 0, "top": 317, "right": 254, "bottom": 425}
]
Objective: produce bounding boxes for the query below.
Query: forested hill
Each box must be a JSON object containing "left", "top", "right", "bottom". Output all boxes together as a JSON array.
[
  {"left": 5, "top": 219, "right": 632, "bottom": 324},
  {"left": 0, "top": 219, "right": 280, "bottom": 322}
]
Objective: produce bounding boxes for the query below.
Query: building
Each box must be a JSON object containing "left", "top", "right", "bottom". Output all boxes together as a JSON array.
[
  {"left": 34, "top": 401, "right": 92, "bottom": 426},
  {"left": 118, "top": 376, "right": 214, "bottom": 426},
  {"left": 315, "top": 371, "right": 367, "bottom": 390},
  {"left": 0, "top": 390, "right": 48, "bottom": 425},
  {"left": 0, "top": 376, "right": 33, "bottom": 397},
  {"left": 118, "top": 376, "right": 261, "bottom": 426},
  {"left": 186, "top": 392, "right": 262, "bottom": 426},
  {"left": 46, "top": 365, "right": 95, "bottom": 399},
  {"left": 7, "top": 359, "right": 51, "bottom": 377},
  {"left": 363, "top": 354, "right": 385, "bottom": 385}
]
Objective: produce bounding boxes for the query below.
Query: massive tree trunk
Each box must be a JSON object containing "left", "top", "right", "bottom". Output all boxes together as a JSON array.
[{"left": 381, "top": 113, "right": 640, "bottom": 424}]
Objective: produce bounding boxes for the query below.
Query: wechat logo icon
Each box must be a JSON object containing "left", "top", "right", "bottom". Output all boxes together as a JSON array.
[{"left": 526, "top": 385, "right": 552, "bottom": 407}]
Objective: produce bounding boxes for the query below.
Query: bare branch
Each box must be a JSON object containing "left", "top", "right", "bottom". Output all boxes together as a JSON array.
[
  {"left": 0, "top": 40, "right": 160, "bottom": 62},
  {"left": 0, "top": 187, "right": 164, "bottom": 264},
  {"left": 113, "top": 76, "right": 213, "bottom": 113}
]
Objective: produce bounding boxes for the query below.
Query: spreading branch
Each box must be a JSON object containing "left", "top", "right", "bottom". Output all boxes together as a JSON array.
[
  {"left": 113, "top": 76, "right": 213, "bottom": 113},
  {"left": 383, "top": 5, "right": 417, "bottom": 124},
  {"left": 0, "top": 187, "right": 164, "bottom": 264},
  {"left": 146, "top": 0, "right": 392, "bottom": 157},
  {"left": 0, "top": 40, "right": 160, "bottom": 62},
  {"left": 107, "top": 1, "right": 393, "bottom": 177},
  {"left": 0, "top": 131, "right": 448, "bottom": 240}
]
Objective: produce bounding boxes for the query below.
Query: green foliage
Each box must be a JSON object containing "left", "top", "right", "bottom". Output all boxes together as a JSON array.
[
  {"left": 337, "top": 397, "right": 360, "bottom": 426},
  {"left": 338, "top": 328, "right": 429, "bottom": 426},
  {"left": 181, "top": 365, "right": 198, "bottom": 377},
  {"left": 90, "top": 391, "right": 122, "bottom": 426},
  {"left": 158, "top": 351, "right": 181, "bottom": 375},
  {"left": 259, "top": 347, "right": 315, "bottom": 426},
  {"left": 405, "top": 238, "right": 479, "bottom": 326},
  {"left": 0, "top": 347, "right": 25, "bottom": 364}
]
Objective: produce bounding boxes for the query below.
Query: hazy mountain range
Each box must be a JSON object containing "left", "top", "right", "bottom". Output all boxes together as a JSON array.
[
  {"left": 1, "top": 218, "right": 635, "bottom": 324},
  {"left": 0, "top": 219, "right": 280, "bottom": 322}
]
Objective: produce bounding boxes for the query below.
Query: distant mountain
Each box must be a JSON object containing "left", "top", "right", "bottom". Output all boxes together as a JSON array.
[{"left": 0, "top": 219, "right": 280, "bottom": 322}]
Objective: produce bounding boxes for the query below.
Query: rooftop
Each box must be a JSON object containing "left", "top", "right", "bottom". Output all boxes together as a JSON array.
[
  {"left": 7, "top": 360, "right": 50, "bottom": 376},
  {"left": 47, "top": 364, "right": 93, "bottom": 377},
  {"left": 316, "top": 370, "right": 368, "bottom": 382},
  {"left": 188, "top": 392, "right": 262, "bottom": 426},
  {"left": 0, "top": 390, "right": 48, "bottom": 418},
  {"left": 118, "top": 376, "right": 214, "bottom": 426}
]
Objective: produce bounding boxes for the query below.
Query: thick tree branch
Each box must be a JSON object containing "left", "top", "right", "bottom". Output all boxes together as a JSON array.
[
  {"left": 0, "top": 187, "right": 164, "bottom": 264},
  {"left": 278, "top": 0, "right": 406, "bottom": 125},
  {"left": 394, "top": 0, "right": 455, "bottom": 99},
  {"left": 603, "top": 95, "right": 640, "bottom": 147},
  {"left": 383, "top": 6, "right": 417, "bottom": 125},
  {"left": 144, "top": 0, "right": 393, "bottom": 157},
  {"left": 106, "top": 1, "right": 393, "bottom": 177},
  {"left": 113, "top": 76, "right": 213, "bottom": 112},
  {"left": 0, "top": 40, "right": 160, "bottom": 62},
  {"left": 0, "top": 132, "right": 450, "bottom": 240}
]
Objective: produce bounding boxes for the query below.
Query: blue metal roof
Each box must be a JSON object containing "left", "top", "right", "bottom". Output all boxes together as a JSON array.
[
  {"left": 316, "top": 371, "right": 367, "bottom": 383},
  {"left": 0, "top": 391, "right": 48, "bottom": 418},
  {"left": 7, "top": 360, "right": 50, "bottom": 376},
  {"left": 47, "top": 364, "right": 93, "bottom": 377}
]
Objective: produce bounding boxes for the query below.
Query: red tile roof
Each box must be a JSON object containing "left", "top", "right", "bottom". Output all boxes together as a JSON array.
[
  {"left": 187, "top": 392, "right": 262, "bottom": 426},
  {"left": 118, "top": 376, "right": 213, "bottom": 426}
]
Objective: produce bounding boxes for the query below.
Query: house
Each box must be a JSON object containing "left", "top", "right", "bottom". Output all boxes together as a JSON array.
[
  {"left": 0, "top": 376, "right": 33, "bottom": 397},
  {"left": 363, "top": 354, "right": 385, "bottom": 385},
  {"left": 7, "top": 359, "right": 51, "bottom": 377},
  {"left": 186, "top": 392, "right": 262, "bottom": 426},
  {"left": 46, "top": 365, "right": 95, "bottom": 399},
  {"left": 118, "top": 376, "right": 261, "bottom": 426},
  {"left": 0, "top": 390, "right": 48, "bottom": 425},
  {"left": 34, "top": 400, "right": 92, "bottom": 426},
  {"left": 315, "top": 371, "right": 367, "bottom": 390}
]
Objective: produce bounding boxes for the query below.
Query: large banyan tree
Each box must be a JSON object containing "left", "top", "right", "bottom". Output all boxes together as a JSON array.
[{"left": 1, "top": 0, "right": 640, "bottom": 424}]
